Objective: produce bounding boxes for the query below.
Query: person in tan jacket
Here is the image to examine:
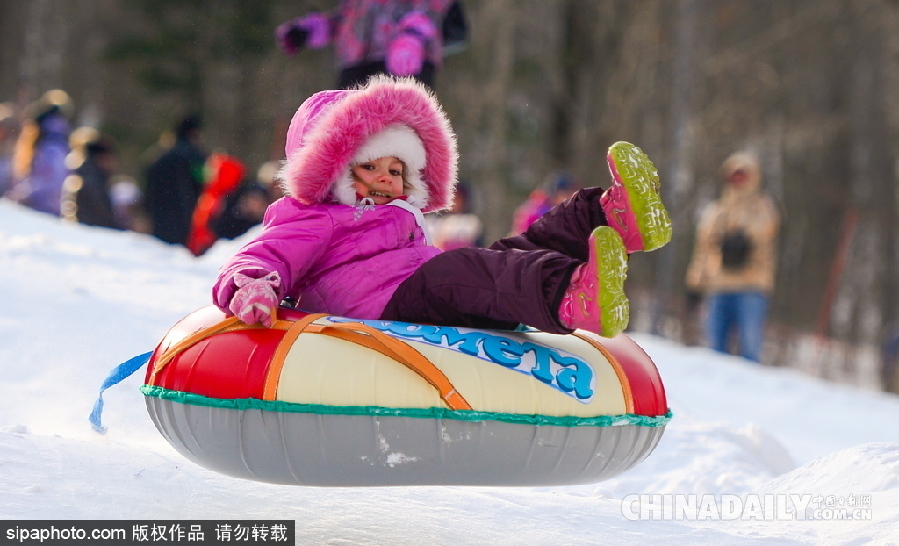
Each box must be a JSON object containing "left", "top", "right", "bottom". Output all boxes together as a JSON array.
[{"left": 686, "top": 152, "right": 780, "bottom": 362}]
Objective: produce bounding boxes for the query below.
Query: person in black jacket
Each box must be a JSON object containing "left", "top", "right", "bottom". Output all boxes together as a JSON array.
[
  {"left": 211, "top": 181, "right": 270, "bottom": 242},
  {"left": 144, "top": 115, "right": 207, "bottom": 246},
  {"left": 62, "top": 132, "right": 119, "bottom": 229}
]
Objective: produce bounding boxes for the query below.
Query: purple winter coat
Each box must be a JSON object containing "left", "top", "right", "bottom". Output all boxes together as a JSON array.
[
  {"left": 8, "top": 114, "right": 70, "bottom": 216},
  {"left": 213, "top": 197, "right": 441, "bottom": 319}
]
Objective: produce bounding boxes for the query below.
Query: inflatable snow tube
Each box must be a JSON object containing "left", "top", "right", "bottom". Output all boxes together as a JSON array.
[{"left": 143, "top": 306, "right": 670, "bottom": 487}]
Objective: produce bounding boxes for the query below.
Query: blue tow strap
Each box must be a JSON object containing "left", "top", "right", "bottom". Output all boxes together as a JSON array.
[{"left": 89, "top": 351, "right": 153, "bottom": 433}]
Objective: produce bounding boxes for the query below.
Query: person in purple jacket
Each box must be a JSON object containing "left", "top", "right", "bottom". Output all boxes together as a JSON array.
[
  {"left": 275, "top": 0, "right": 454, "bottom": 89},
  {"left": 7, "top": 93, "right": 72, "bottom": 217},
  {"left": 213, "top": 76, "right": 671, "bottom": 338}
]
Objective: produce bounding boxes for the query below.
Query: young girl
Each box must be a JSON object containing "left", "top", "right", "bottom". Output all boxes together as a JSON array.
[{"left": 213, "top": 76, "right": 671, "bottom": 338}]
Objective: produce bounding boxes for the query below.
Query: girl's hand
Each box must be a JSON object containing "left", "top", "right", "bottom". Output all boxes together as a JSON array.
[{"left": 229, "top": 271, "right": 281, "bottom": 327}]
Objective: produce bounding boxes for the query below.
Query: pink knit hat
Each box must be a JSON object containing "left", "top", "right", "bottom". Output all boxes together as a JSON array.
[{"left": 278, "top": 76, "right": 458, "bottom": 212}]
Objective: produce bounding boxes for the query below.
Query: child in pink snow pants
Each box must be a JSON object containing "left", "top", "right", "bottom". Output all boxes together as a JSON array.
[{"left": 213, "top": 76, "right": 672, "bottom": 338}]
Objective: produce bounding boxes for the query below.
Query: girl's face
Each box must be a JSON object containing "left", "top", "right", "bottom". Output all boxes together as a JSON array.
[{"left": 351, "top": 156, "right": 405, "bottom": 205}]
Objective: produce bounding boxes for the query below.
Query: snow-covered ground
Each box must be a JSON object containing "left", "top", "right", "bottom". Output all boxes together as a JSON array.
[{"left": 1, "top": 199, "right": 897, "bottom": 544}]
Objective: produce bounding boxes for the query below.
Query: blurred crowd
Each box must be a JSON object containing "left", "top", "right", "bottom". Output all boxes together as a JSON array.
[{"left": 0, "top": 90, "right": 284, "bottom": 257}]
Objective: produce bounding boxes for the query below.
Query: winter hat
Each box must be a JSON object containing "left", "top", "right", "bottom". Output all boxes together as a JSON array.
[
  {"left": 720, "top": 151, "right": 761, "bottom": 201},
  {"left": 721, "top": 152, "right": 760, "bottom": 179},
  {"left": 278, "top": 75, "right": 457, "bottom": 212}
]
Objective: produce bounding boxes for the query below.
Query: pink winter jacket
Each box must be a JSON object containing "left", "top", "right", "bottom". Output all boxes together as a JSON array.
[{"left": 213, "top": 197, "right": 441, "bottom": 319}]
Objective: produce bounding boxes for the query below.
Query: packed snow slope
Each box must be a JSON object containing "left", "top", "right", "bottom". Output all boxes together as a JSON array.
[{"left": 1, "top": 200, "right": 897, "bottom": 544}]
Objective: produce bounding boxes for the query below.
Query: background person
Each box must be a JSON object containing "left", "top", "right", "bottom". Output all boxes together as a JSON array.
[
  {"left": 144, "top": 115, "right": 207, "bottom": 247},
  {"left": 61, "top": 129, "right": 120, "bottom": 229},
  {"left": 275, "top": 0, "right": 457, "bottom": 89},
  {"left": 109, "top": 177, "right": 148, "bottom": 233},
  {"left": 427, "top": 178, "right": 483, "bottom": 250},
  {"left": 7, "top": 90, "right": 73, "bottom": 216},
  {"left": 0, "top": 103, "right": 18, "bottom": 198},
  {"left": 685, "top": 152, "right": 780, "bottom": 363},
  {"left": 186, "top": 152, "right": 247, "bottom": 256},
  {"left": 510, "top": 171, "right": 581, "bottom": 235},
  {"left": 210, "top": 173, "right": 272, "bottom": 243}
]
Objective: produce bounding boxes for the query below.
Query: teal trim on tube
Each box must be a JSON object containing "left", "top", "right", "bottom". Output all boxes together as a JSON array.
[{"left": 141, "top": 385, "right": 672, "bottom": 428}]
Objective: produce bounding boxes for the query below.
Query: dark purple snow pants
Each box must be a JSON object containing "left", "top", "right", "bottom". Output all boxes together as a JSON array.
[{"left": 381, "top": 187, "right": 608, "bottom": 334}]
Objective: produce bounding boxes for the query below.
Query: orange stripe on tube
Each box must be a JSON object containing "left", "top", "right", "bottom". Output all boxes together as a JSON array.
[
  {"left": 150, "top": 317, "right": 244, "bottom": 381},
  {"left": 262, "top": 313, "right": 327, "bottom": 401},
  {"left": 275, "top": 320, "right": 472, "bottom": 411}
]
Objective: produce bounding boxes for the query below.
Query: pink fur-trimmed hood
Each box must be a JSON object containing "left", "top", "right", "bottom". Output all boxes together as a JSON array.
[{"left": 278, "top": 76, "right": 458, "bottom": 212}]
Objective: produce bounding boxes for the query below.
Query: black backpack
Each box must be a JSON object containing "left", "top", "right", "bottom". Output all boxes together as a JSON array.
[{"left": 720, "top": 230, "right": 753, "bottom": 270}]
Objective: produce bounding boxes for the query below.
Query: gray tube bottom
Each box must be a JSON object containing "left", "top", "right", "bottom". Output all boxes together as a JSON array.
[{"left": 146, "top": 398, "right": 665, "bottom": 487}]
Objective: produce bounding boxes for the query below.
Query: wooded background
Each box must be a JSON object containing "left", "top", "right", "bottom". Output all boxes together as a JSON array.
[{"left": 3, "top": 0, "right": 899, "bottom": 392}]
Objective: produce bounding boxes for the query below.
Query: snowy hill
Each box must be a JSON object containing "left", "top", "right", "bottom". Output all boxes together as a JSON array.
[{"left": 1, "top": 199, "right": 897, "bottom": 544}]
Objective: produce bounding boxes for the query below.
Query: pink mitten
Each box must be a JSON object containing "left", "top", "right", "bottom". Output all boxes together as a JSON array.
[
  {"left": 387, "top": 12, "right": 435, "bottom": 76},
  {"left": 386, "top": 33, "right": 425, "bottom": 76},
  {"left": 228, "top": 271, "right": 281, "bottom": 327}
]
